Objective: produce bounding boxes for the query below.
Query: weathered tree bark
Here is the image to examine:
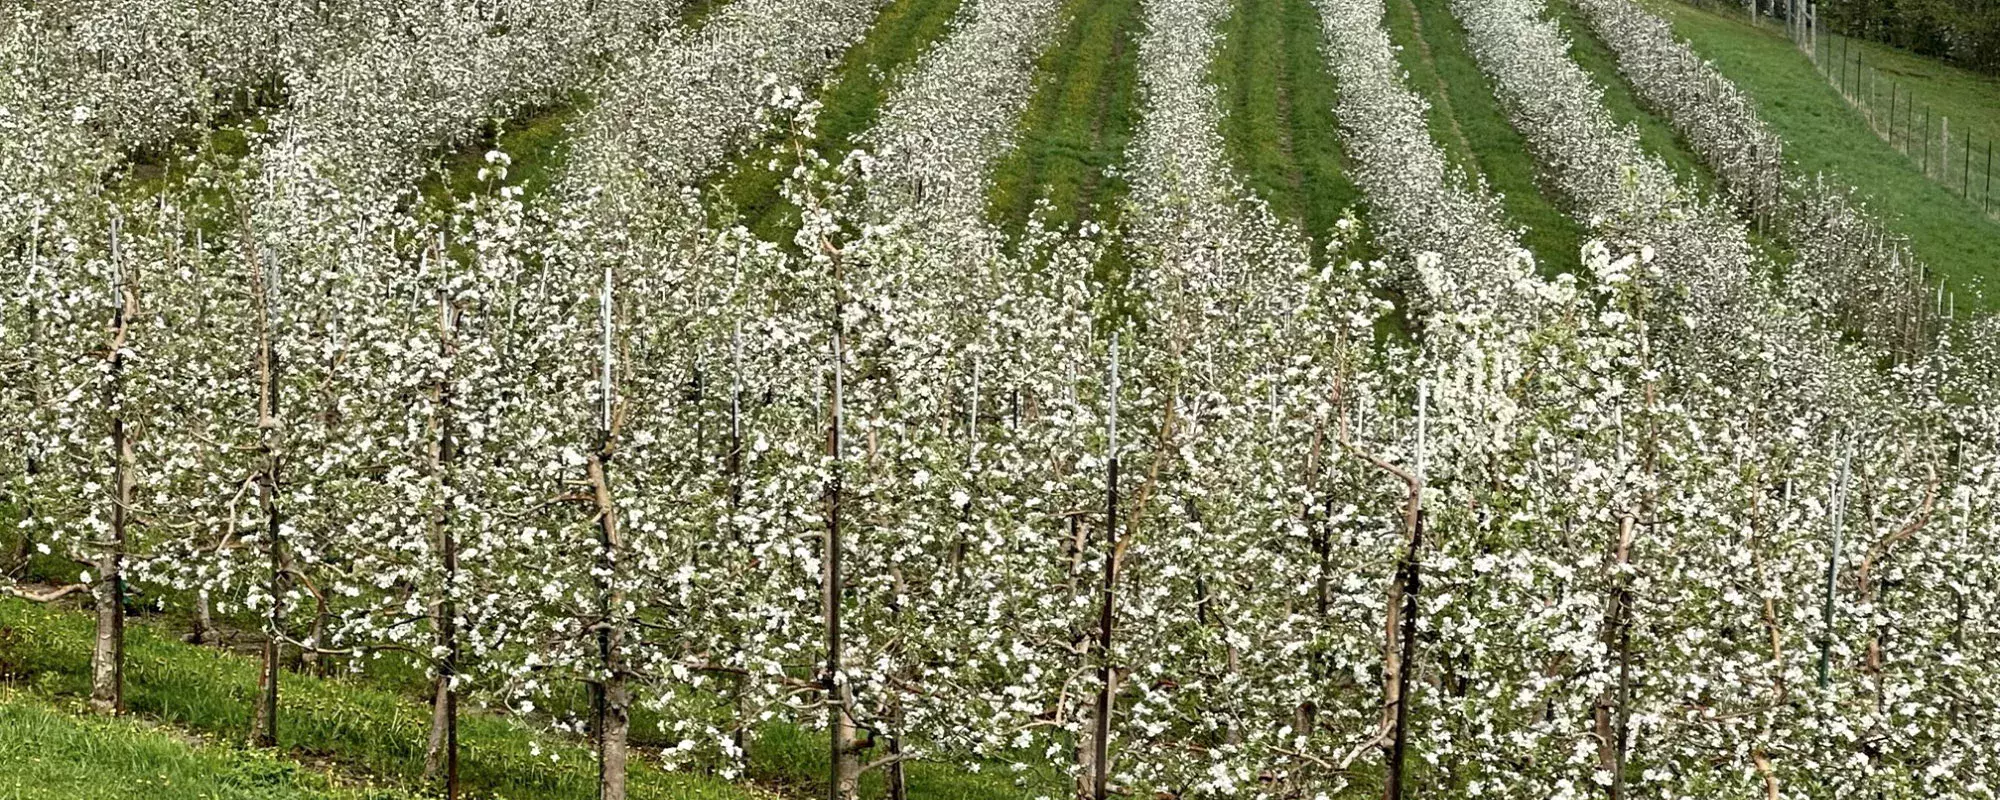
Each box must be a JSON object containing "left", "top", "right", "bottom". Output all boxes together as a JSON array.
[
  {"left": 420, "top": 291, "right": 463, "bottom": 799},
  {"left": 422, "top": 672, "right": 452, "bottom": 780},
  {"left": 587, "top": 452, "right": 630, "bottom": 800},
  {"left": 1074, "top": 700, "right": 1098, "bottom": 800},
  {"left": 302, "top": 606, "right": 328, "bottom": 676},
  {"left": 250, "top": 250, "right": 285, "bottom": 750},
  {"left": 90, "top": 233, "right": 136, "bottom": 716},
  {"left": 188, "top": 589, "right": 214, "bottom": 645}
]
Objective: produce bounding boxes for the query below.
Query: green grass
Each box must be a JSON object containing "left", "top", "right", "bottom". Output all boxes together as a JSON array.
[
  {"left": 1654, "top": 0, "right": 2000, "bottom": 306},
  {"left": 1381, "top": 0, "right": 1586, "bottom": 272},
  {"left": 985, "top": 0, "right": 1143, "bottom": 244},
  {"left": 0, "top": 596, "right": 1052, "bottom": 800},
  {"left": 1801, "top": 18, "right": 2000, "bottom": 205},
  {"left": 743, "top": 725, "right": 1065, "bottom": 800},
  {"left": 711, "top": 0, "right": 965, "bottom": 243},
  {"left": 417, "top": 100, "right": 587, "bottom": 213},
  {"left": 0, "top": 691, "right": 410, "bottom": 800},
  {"left": 1215, "top": 0, "right": 1370, "bottom": 265},
  {"left": 0, "top": 598, "right": 756, "bottom": 800}
]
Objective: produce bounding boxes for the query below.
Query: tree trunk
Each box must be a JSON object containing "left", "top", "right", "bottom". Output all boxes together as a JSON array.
[
  {"left": 250, "top": 250, "right": 285, "bottom": 750},
  {"left": 189, "top": 589, "right": 214, "bottom": 646},
  {"left": 423, "top": 673, "right": 452, "bottom": 781},
  {"left": 1092, "top": 456, "right": 1118, "bottom": 800},
  {"left": 424, "top": 292, "right": 462, "bottom": 800},
  {"left": 825, "top": 263, "right": 859, "bottom": 800},
  {"left": 586, "top": 452, "right": 629, "bottom": 800},
  {"left": 302, "top": 606, "right": 327, "bottom": 676},
  {"left": 90, "top": 237, "right": 135, "bottom": 716},
  {"left": 1383, "top": 510, "right": 1421, "bottom": 800},
  {"left": 1595, "top": 515, "right": 1637, "bottom": 799},
  {"left": 1074, "top": 700, "right": 1098, "bottom": 800}
]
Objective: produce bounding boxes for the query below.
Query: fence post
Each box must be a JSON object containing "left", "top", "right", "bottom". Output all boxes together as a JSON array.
[
  {"left": 1924, "top": 108, "right": 1931, "bottom": 177},
  {"left": 1966, "top": 133, "right": 1974, "bottom": 198},
  {"left": 1985, "top": 140, "right": 1992, "bottom": 213},
  {"left": 1943, "top": 117, "right": 1950, "bottom": 182},
  {"left": 1840, "top": 35, "right": 1849, "bottom": 96},
  {"left": 1888, "top": 83, "right": 1897, "bottom": 146}
]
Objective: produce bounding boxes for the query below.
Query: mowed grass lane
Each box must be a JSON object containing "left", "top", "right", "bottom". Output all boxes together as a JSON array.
[
  {"left": 712, "top": 0, "right": 964, "bottom": 244},
  {"left": 1216, "top": 0, "right": 1368, "bottom": 265},
  {"left": 986, "top": 0, "right": 1144, "bottom": 248},
  {"left": 1379, "top": 0, "right": 1585, "bottom": 271}
]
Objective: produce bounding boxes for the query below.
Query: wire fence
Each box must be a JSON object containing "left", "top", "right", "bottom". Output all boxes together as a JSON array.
[{"left": 1772, "top": 0, "right": 2000, "bottom": 217}]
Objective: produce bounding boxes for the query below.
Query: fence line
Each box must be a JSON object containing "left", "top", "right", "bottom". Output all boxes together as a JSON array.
[{"left": 1780, "top": 1, "right": 1999, "bottom": 217}]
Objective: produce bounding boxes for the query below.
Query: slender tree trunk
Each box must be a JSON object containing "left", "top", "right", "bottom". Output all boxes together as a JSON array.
[
  {"left": 420, "top": 292, "right": 463, "bottom": 799},
  {"left": 1091, "top": 338, "right": 1120, "bottom": 800},
  {"left": 586, "top": 263, "right": 630, "bottom": 800},
  {"left": 1595, "top": 516, "right": 1637, "bottom": 800},
  {"left": 250, "top": 251, "right": 285, "bottom": 749},
  {"left": 726, "top": 326, "right": 750, "bottom": 762},
  {"left": 90, "top": 239, "right": 135, "bottom": 716},
  {"left": 587, "top": 452, "right": 629, "bottom": 800},
  {"left": 824, "top": 249, "right": 860, "bottom": 800},
  {"left": 1383, "top": 510, "right": 1421, "bottom": 800}
]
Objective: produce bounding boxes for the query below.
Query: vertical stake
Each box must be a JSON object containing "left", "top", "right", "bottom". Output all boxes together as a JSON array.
[
  {"left": 1091, "top": 332, "right": 1120, "bottom": 800},
  {"left": 1818, "top": 440, "right": 1853, "bottom": 690}
]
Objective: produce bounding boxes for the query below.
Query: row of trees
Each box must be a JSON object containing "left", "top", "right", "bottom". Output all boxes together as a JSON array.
[{"left": 1577, "top": 0, "right": 1931, "bottom": 356}]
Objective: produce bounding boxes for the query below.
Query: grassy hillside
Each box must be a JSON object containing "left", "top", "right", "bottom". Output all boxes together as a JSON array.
[{"left": 1655, "top": 0, "right": 2000, "bottom": 307}]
